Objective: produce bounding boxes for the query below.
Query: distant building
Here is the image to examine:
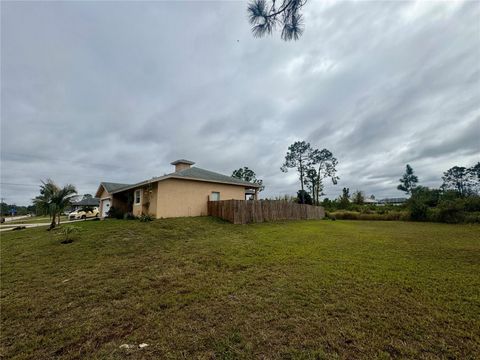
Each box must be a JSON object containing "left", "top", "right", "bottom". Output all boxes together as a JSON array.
[
  {"left": 377, "top": 197, "right": 407, "bottom": 206},
  {"left": 71, "top": 196, "right": 100, "bottom": 210}
]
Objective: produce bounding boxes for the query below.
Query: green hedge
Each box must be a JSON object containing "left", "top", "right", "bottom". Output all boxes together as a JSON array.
[{"left": 327, "top": 211, "right": 408, "bottom": 221}]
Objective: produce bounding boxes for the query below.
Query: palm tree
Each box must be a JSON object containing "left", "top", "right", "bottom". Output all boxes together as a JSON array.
[{"left": 33, "top": 180, "right": 77, "bottom": 230}]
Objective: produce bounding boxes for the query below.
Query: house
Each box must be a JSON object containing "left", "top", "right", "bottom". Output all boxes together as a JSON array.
[
  {"left": 95, "top": 159, "right": 261, "bottom": 218},
  {"left": 71, "top": 196, "right": 100, "bottom": 211},
  {"left": 377, "top": 197, "right": 407, "bottom": 206}
]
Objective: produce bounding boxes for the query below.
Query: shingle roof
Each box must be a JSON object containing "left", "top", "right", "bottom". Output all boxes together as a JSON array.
[
  {"left": 101, "top": 182, "right": 132, "bottom": 193},
  {"left": 108, "top": 166, "right": 260, "bottom": 194},
  {"left": 173, "top": 167, "right": 258, "bottom": 187},
  {"left": 72, "top": 197, "right": 100, "bottom": 206},
  {"left": 378, "top": 197, "right": 407, "bottom": 203}
]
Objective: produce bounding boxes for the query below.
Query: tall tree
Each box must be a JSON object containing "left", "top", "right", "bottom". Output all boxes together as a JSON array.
[
  {"left": 442, "top": 163, "right": 479, "bottom": 196},
  {"left": 247, "top": 0, "right": 307, "bottom": 41},
  {"left": 304, "top": 168, "right": 320, "bottom": 205},
  {"left": 231, "top": 167, "right": 265, "bottom": 191},
  {"left": 281, "top": 141, "right": 313, "bottom": 204},
  {"left": 397, "top": 164, "right": 418, "bottom": 195},
  {"left": 33, "top": 179, "right": 77, "bottom": 230},
  {"left": 352, "top": 190, "right": 365, "bottom": 205},
  {"left": 296, "top": 189, "right": 313, "bottom": 205},
  {"left": 338, "top": 187, "right": 350, "bottom": 209},
  {"left": 310, "top": 148, "right": 339, "bottom": 205},
  {"left": 468, "top": 162, "right": 480, "bottom": 194}
]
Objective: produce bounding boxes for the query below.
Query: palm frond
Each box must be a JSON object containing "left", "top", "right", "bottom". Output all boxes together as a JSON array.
[{"left": 33, "top": 180, "right": 77, "bottom": 216}]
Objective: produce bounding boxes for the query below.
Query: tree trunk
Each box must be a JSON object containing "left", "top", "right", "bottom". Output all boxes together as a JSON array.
[
  {"left": 48, "top": 213, "right": 56, "bottom": 231},
  {"left": 299, "top": 159, "right": 305, "bottom": 204},
  {"left": 311, "top": 182, "right": 315, "bottom": 206},
  {"left": 316, "top": 167, "right": 322, "bottom": 206}
]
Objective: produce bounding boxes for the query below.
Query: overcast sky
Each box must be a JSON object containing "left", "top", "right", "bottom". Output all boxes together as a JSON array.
[{"left": 1, "top": 0, "right": 479, "bottom": 205}]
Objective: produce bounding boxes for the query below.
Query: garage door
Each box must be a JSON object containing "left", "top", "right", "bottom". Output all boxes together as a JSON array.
[{"left": 101, "top": 199, "right": 111, "bottom": 217}]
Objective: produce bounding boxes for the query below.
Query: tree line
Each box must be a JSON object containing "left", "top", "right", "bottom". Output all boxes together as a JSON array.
[
  {"left": 231, "top": 141, "right": 339, "bottom": 205},
  {"left": 397, "top": 163, "right": 480, "bottom": 196}
]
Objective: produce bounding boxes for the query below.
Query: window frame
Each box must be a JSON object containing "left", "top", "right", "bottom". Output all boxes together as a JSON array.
[
  {"left": 210, "top": 191, "right": 220, "bottom": 201},
  {"left": 134, "top": 189, "right": 141, "bottom": 205}
]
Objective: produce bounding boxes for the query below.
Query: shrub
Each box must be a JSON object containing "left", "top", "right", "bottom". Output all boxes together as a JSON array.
[
  {"left": 464, "top": 196, "right": 480, "bottom": 212},
  {"left": 123, "top": 212, "right": 136, "bottom": 220},
  {"left": 329, "top": 211, "right": 405, "bottom": 221},
  {"left": 107, "top": 206, "right": 124, "bottom": 219},
  {"left": 437, "top": 200, "right": 465, "bottom": 224},
  {"left": 59, "top": 225, "right": 80, "bottom": 244},
  {"left": 324, "top": 212, "right": 336, "bottom": 220},
  {"left": 296, "top": 190, "right": 313, "bottom": 205},
  {"left": 464, "top": 212, "right": 480, "bottom": 223},
  {"left": 139, "top": 214, "right": 154, "bottom": 222},
  {"left": 408, "top": 199, "right": 429, "bottom": 221}
]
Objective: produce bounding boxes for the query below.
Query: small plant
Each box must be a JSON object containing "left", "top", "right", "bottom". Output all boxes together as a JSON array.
[
  {"left": 139, "top": 214, "right": 153, "bottom": 222},
  {"left": 59, "top": 225, "right": 80, "bottom": 244}
]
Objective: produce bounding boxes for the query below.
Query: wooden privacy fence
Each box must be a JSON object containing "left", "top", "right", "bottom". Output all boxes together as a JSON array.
[{"left": 208, "top": 200, "right": 325, "bottom": 224}]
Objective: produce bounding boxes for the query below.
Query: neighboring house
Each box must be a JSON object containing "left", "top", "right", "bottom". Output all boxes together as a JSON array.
[
  {"left": 71, "top": 197, "right": 100, "bottom": 211},
  {"left": 378, "top": 197, "right": 407, "bottom": 206},
  {"left": 363, "top": 198, "right": 378, "bottom": 205},
  {"left": 95, "top": 159, "right": 261, "bottom": 218}
]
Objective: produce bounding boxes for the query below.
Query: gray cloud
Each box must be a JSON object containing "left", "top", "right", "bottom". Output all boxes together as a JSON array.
[{"left": 1, "top": 0, "right": 479, "bottom": 205}]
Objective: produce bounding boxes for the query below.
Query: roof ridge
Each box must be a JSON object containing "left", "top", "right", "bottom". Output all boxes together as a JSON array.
[{"left": 173, "top": 166, "right": 257, "bottom": 186}]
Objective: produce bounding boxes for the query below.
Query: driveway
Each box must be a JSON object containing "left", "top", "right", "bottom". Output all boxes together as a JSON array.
[{"left": 0, "top": 218, "right": 101, "bottom": 232}]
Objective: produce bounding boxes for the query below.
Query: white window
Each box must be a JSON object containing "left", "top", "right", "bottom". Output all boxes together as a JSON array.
[
  {"left": 134, "top": 189, "right": 141, "bottom": 205},
  {"left": 210, "top": 192, "right": 220, "bottom": 201}
]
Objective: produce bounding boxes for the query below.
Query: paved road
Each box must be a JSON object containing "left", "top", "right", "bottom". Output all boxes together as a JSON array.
[
  {"left": 0, "top": 218, "right": 101, "bottom": 232},
  {"left": 2, "top": 215, "right": 32, "bottom": 223}
]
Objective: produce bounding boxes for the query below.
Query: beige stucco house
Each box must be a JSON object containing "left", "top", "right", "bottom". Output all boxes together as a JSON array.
[{"left": 95, "top": 160, "right": 261, "bottom": 218}]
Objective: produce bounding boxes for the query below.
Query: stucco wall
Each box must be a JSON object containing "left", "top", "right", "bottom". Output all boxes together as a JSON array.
[
  {"left": 155, "top": 178, "right": 246, "bottom": 218},
  {"left": 132, "top": 185, "right": 158, "bottom": 217}
]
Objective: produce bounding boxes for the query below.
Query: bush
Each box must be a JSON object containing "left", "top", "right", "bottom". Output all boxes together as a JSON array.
[
  {"left": 324, "top": 212, "right": 336, "bottom": 220},
  {"left": 464, "top": 196, "right": 480, "bottom": 212},
  {"left": 296, "top": 190, "right": 313, "bottom": 205},
  {"left": 107, "top": 206, "right": 124, "bottom": 219},
  {"left": 408, "top": 199, "right": 429, "bottom": 221},
  {"left": 59, "top": 225, "right": 80, "bottom": 244},
  {"left": 123, "top": 212, "right": 136, "bottom": 220},
  {"left": 437, "top": 200, "right": 465, "bottom": 224},
  {"left": 464, "top": 212, "right": 480, "bottom": 223},
  {"left": 139, "top": 214, "right": 154, "bottom": 222},
  {"left": 328, "top": 211, "right": 405, "bottom": 221}
]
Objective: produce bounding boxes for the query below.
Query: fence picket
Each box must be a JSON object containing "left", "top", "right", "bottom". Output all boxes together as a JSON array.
[{"left": 208, "top": 200, "right": 325, "bottom": 224}]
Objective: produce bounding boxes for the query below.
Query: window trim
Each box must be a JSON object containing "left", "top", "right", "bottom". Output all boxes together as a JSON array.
[
  {"left": 211, "top": 191, "right": 220, "bottom": 201},
  {"left": 134, "top": 189, "right": 141, "bottom": 205}
]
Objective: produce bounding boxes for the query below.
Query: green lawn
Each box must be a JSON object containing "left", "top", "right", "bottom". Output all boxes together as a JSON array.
[{"left": 1, "top": 218, "right": 479, "bottom": 359}]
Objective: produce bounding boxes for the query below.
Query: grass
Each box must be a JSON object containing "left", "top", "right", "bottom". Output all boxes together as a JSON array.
[{"left": 1, "top": 218, "right": 479, "bottom": 359}]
